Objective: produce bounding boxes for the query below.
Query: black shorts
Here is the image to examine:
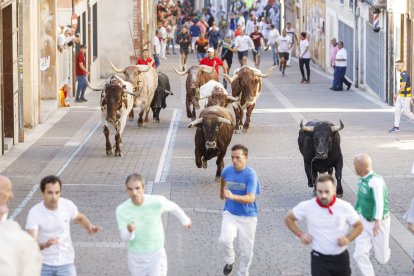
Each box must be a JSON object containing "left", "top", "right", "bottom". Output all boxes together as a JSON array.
[
  {"left": 180, "top": 48, "right": 189, "bottom": 55},
  {"left": 211, "top": 42, "right": 219, "bottom": 49},
  {"left": 238, "top": 50, "right": 248, "bottom": 60},
  {"left": 279, "top": 52, "right": 289, "bottom": 61}
]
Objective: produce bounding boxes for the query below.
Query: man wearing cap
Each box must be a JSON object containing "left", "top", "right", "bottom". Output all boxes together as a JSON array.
[
  {"left": 353, "top": 153, "right": 391, "bottom": 276},
  {"left": 330, "top": 41, "right": 352, "bottom": 91},
  {"left": 285, "top": 174, "right": 363, "bottom": 276},
  {"left": 199, "top": 48, "right": 228, "bottom": 75},
  {"left": 75, "top": 45, "right": 90, "bottom": 102}
]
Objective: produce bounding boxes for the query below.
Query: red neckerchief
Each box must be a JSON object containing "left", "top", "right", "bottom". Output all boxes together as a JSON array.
[{"left": 316, "top": 195, "right": 336, "bottom": 215}]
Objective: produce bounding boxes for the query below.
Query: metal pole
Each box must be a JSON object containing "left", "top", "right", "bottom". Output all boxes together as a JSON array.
[
  {"left": 87, "top": 0, "right": 91, "bottom": 81},
  {"left": 354, "top": 0, "right": 359, "bottom": 88},
  {"left": 72, "top": 0, "right": 76, "bottom": 97},
  {"left": 17, "top": 0, "right": 24, "bottom": 142}
]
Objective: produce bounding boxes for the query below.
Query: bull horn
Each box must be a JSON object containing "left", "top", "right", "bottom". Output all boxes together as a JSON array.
[
  {"left": 223, "top": 74, "right": 233, "bottom": 84},
  {"left": 226, "top": 95, "right": 238, "bottom": 101},
  {"left": 201, "top": 62, "right": 215, "bottom": 74},
  {"left": 331, "top": 120, "right": 344, "bottom": 132},
  {"left": 188, "top": 118, "right": 203, "bottom": 128},
  {"left": 218, "top": 117, "right": 233, "bottom": 126},
  {"left": 254, "top": 65, "right": 277, "bottom": 78},
  {"left": 86, "top": 79, "right": 104, "bottom": 91},
  {"left": 110, "top": 61, "right": 124, "bottom": 73},
  {"left": 135, "top": 62, "right": 152, "bottom": 72},
  {"left": 173, "top": 66, "right": 188, "bottom": 76},
  {"left": 300, "top": 119, "right": 315, "bottom": 132}
]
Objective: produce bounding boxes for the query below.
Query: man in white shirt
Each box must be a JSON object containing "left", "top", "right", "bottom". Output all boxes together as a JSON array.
[
  {"left": 285, "top": 174, "right": 363, "bottom": 276},
  {"left": 159, "top": 21, "right": 168, "bottom": 60},
  {"left": 268, "top": 24, "right": 280, "bottom": 66},
  {"left": 0, "top": 175, "right": 12, "bottom": 222},
  {"left": 232, "top": 29, "right": 255, "bottom": 66},
  {"left": 285, "top": 22, "right": 297, "bottom": 66},
  {"left": 330, "top": 41, "right": 352, "bottom": 91},
  {"left": 276, "top": 29, "right": 292, "bottom": 76},
  {"left": 299, "top": 32, "right": 311, "bottom": 83},
  {"left": 152, "top": 30, "right": 162, "bottom": 68},
  {"left": 26, "top": 175, "right": 102, "bottom": 276}
]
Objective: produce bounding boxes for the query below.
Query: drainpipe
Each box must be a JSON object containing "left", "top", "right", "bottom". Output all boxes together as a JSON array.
[
  {"left": 87, "top": 0, "right": 91, "bottom": 81},
  {"left": 387, "top": 11, "right": 394, "bottom": 105},
  {"left": 72, "top": 0, "right": 76, "bottom": 97},
  {"left": 354, "top": 0, "right": 359, "bottom": 88},
  {"left": 17, "top": 0, "right": 24, "bottom": 142}
]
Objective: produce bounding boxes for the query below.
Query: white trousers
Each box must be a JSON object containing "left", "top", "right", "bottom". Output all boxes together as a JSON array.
[
  {"left": 191, "top": 36, "right": 199, "bottom": 50},
  {"left": 353, "top": 216, "right": 391, "bottom": 276},
  {"left": 161, "top": 40, "right": 167, "bottom": 59},
  {"left": 394, "top": 96, "right": 414, "bottom": 127},
  {"left": 128, "top": 248, "right": 167, "bottom": 276},
  {"left": 218, "top": 211, "right": 257, "bottom": 276},
  {"left": 287, "top": 47, "right": 292, "bottom": 66}
]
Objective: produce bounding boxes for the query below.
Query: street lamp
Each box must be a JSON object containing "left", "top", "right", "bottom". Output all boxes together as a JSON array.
[{"left": 373, "top": 8, "right": 381, "bottom": 32}]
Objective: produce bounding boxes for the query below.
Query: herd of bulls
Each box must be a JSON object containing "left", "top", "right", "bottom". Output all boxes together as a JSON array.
[{"left": 87, "top": 62, "right": 346, "bottom": 197}]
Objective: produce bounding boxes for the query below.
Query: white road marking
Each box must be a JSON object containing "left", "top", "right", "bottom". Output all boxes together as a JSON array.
[
  {"left": 253, "top": 108, "right": 393, "bottom": 113},
  {"left": 10, "top": 121, "right": 101, "bottom": 220},
  {"left": 262, "top": 78, "right": 414, "bottom": 257},
  {"left": 154, "top": 109, "right": 182, "bottom": 183}
]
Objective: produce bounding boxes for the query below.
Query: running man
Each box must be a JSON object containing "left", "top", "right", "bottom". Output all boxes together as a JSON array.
[
  {"left": 250, "top": 26, "right": 265, "bottom": 68},
  {"left": 232, "top": 29, "right": 255, "bottom": 66},
  {"left": 177, "top": 26, "right": 191, "bottom": 70},
  {"left": 116, "top": 173, "right": 191, "bottom": 276},
  {"left": 276, "top": 29, "right": 293, "bottom": 76}
]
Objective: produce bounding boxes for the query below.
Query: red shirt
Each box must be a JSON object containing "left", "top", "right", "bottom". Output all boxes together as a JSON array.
[
  {"left": 136, "top": 57, "right": 156, "bottom": 68},
  {"left": 199, "top": 57, "right": 224, "bottom": 74},
  {"left": 234, "top": 29, "right": 241, "bottom": 37},
  {"left": 250, "top": 32, "right": 264, "bottom": 48},
  {"left": 76, "top": 52, "right": 86, "bottom": 76}
]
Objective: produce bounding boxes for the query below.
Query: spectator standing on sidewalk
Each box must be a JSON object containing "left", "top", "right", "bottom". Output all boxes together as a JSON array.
[
  {"left": 284, "top": 174, "right": 363, "bottom": 276},
  {"left": 190, "top": 19, "right": 201, "bottom": 53},
  {"left": 219, "top": 144, "right": 260, "bottom": 276},
  {"left": 299, "top": 32, "right": 311, "bottom": 83},
  {"left": 75, "top": 45, "right": 90, "bottom": 103},
  {"left": 388, "top": 60, "right": 414, "bottom": 133},
  {"left": 353, "top": 153, "right": 391, "bottom": 276},
  {"left": 268, "top": 24, "right": 280, "bottom": 66},
  {"left": 285, "top": 22, "right": 297, "bottom": 66},
  {"left": 177, "top": 26, "right": 191, "bottom": 70},
  {"left": 330, "top": 38, "right": 339, "bottom": 69},
  {"left": 330, "top": 41, "right": 352, "bottom": 91},
  {"left": 403, "top": 197, "right": 414, "bottom": 272},
  {"left": 276, "top": 29, "right": 292, "bottom": 76},
  {"left": 152, "top": 30, "right": 162, "bottom": 68},
  {"left": 116, "top": 173, "right": 191, "bottom": 276},
  {"left": 26, "top": 175, "right": 102, "bottom": 276}
]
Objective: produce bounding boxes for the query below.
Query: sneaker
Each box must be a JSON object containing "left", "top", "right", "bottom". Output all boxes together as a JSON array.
[
  {"left": 301, "top": 79, "right": 305, "bottom": 83},
  {"left": 223, "top": 263, "right": 234, "bottom": 275},
  {"left": 282, "top": 72, "right": 285, "bottom": 77},
  {"left": 347, "top": 83, "right": 352, "bottom": 91},
  {"left": 305, "top": 80, "right": 310, "bottom": 84},
  {"left": 388, "top": 127, "right": 400, "bottom": 133},
  {"left": 75, "top": 98, "right": 82, "bottom": 103},
  {"left": 81, "top": 97, "right": 88, "bottom": 102}
]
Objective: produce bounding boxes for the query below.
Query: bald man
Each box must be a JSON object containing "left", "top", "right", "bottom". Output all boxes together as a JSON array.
[
  {"left": 0, "top": 175, "right": 13, "bottom": 222},
  {"left": 353, "top": 154, "right": 390, "bottom": 276}
]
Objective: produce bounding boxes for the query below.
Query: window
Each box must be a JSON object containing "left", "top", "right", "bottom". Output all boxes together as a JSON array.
[
  {"left": 93, "top": 3, "right": 98, "bottom": 60},
  {"left": 349, "top": 0, "right": 354, "bottom": 9},
  {"left": 340, "top": 0, "right": 344, "bottom": 4}
]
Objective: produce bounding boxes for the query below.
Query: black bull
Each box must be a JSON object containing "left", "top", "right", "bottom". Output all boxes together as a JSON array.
[
  {"left": 298, "top": 120, "right": 344, "bottom": 197},
  {"left": 151, "top": 72, "right": 173, "bottom": 123}
]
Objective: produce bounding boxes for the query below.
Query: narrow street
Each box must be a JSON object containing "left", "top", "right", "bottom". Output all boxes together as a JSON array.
[{"left": 5, "top": 50, "right": 414, "bottom": 275}]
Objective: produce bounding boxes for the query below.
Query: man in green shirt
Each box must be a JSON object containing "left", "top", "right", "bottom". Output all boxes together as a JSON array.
[
  {"left": 353, "top": 154, "right": 390, "bottom": 276},
  {"left": 116, "top": 173, "right": 192, "bottom": 276}
]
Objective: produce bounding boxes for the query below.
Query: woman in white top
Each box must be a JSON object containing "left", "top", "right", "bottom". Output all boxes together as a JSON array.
[{"left": 299, "top": 32, "right": 311, "bottom": 83}]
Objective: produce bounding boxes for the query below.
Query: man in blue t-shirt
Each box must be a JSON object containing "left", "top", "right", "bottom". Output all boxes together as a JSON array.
[
  {"left": 219, "top": 144, "right": 260, "bottom": 276},
  {"left": 189, "top": 20, "right": 201, "bottom": 53}
]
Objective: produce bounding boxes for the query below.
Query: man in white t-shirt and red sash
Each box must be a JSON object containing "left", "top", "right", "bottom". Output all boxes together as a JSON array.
[{"left": 285, "top": 174, "right": 363, "bottom": 276}]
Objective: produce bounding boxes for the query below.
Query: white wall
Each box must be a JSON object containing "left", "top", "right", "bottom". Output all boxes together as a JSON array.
[{"left": 98, "top": 0, "right": 135, "bottom": 77}]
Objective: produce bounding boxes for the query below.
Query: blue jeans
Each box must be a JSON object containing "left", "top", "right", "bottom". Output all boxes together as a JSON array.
[
  {"left": 41, "top": 263, "right": 76, "bottom": 276},
  {"left": 76, "top": 75, "right": 87, "bottom": 99},
  {"left": 333, "top": 66, "right": 350, "bottom": 90},
  {"left": 271, "top": 46, "right": 279, "bottom": 65},
  {"left": 153, "top": 54, "right": 160, "bottom": 68}
]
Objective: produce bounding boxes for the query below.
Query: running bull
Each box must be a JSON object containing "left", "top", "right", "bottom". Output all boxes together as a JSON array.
[
  {"left": 87, "top": 75, "right": 136, "bottom": 157},
  {"left": 173, "top": 63, "right": 218, "bottom": 120},
  {"left": 151, "top": 72, "right": 174, "bottom": 124},
  {"left": 188, "top": 106, "right": 235, "bottom": 181},
  {"left": 298, "top": 119, "right": 345, "bottom": 197},
  {"left": 199, "top": 80, "right": 238, "bottom": 109},
  {"left": 110, "top": 61, "right": 158, "bottom": 127},
  {"left": 224, "top": 65, "right": 275, "bottom": 132}
]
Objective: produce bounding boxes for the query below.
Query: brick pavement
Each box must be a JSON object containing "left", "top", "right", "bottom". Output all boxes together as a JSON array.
[{"left": 2, "top": 50, "right": 413, "bottom": 276}]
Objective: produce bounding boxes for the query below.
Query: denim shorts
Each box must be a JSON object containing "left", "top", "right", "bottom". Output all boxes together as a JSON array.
[
  {"left": 197, "top": 52, "right": 206, "bottom": 60},
  {"left": 41, "top": 263, "right": 76, "bottom": 276}
]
